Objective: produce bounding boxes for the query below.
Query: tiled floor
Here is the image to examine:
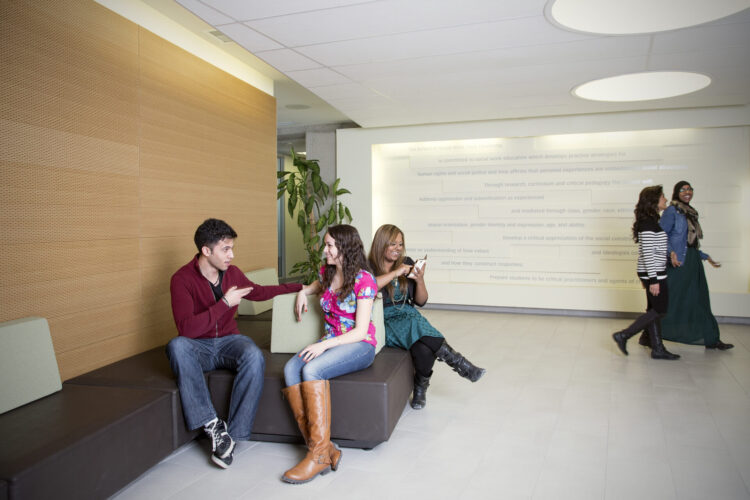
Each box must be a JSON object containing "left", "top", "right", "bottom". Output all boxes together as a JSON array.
[{"left": 112, "top": 310, "right": 750, "bottom": 500}]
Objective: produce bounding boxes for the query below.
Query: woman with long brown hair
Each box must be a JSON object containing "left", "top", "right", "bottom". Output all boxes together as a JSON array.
[
  {"left": 282, "top": 224, "right": 378, "bottom": 484},
  {"left": 612, "top": 186, "right": 680, "bottom": 360},
  {"left": 368, "top": 224, "right": 485, "bottom": 410}
]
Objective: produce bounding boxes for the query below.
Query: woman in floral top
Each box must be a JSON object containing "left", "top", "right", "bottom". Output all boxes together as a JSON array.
[{"left": 281, "top": 224, "right": 377, "bottom": 485}]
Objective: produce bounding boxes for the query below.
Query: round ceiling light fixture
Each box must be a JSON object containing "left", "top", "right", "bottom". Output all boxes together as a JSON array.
[
  {"left": 573, "top": 71, "right": 711, "bottom": 102},
  {"left": 548, "top": 0, "right": 750, "bottom": 34}
]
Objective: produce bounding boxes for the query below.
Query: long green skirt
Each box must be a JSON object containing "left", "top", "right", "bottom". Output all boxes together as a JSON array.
[
  {"left": 383, "top": 303, "right": 444, "bottom": 350},
  {"left": 660, "top": 247, "right": 720, "bottom": 345}
]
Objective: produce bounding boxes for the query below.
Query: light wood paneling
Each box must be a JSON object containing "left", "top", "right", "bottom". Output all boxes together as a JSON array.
[{"left": 1, "top": 0, "right": 277, "bottom": 380}]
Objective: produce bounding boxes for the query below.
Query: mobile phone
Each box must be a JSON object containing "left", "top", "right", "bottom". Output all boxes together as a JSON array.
[{"left": 407, "top": 255, "right": 427, "bottom": 278}]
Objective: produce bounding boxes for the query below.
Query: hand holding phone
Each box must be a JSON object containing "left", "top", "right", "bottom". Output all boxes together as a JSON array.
[{"left": 407, "top": 255, "right": 427, "bottom": 278}]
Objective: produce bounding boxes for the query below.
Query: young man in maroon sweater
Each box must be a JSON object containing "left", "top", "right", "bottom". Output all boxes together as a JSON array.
[{"left": 167, "top": 218, "right": 303, "bottom": 468}]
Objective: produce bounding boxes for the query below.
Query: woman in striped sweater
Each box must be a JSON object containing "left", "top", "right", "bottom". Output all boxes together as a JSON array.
[{"left": 612, "top": 185, "right": 680, "bottom": 360}]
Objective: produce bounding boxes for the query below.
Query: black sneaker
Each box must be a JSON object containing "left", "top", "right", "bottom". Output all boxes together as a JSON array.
[{"left": 205, "top": 419, "right": 235, "bottom": 469}]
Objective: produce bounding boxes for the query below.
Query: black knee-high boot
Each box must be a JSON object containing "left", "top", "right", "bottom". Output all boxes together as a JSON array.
[
  {"left": 411, "top": 372, "right": 431, "bottom": 409},
  {"left": 612, "top": 310, "right": 659, "bottom": 355},
  {"left": 435, "top": 342, "right": 485, "bottom": 382},
  {"left": 638, "top": 330, "right": 651, "bottom": 347},
  {"left": 648, "top": 319, "right": 680, "bottom": 360}
]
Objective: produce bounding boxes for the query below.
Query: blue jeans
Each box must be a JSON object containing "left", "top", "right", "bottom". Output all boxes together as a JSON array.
[
  {"left": 166, "top": 334, "right": 264, "bottom": 440},
  {"left": 284, "top": 341, "right": 375, "bottom": 386}
]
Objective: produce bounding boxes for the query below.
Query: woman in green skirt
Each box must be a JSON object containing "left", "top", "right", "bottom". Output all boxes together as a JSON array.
[
  {"left": 639, "top": 181, "right": 733, "bottom": 350},
  {"left": 368, "top": 224, "right": 485, "bottom": 410}
]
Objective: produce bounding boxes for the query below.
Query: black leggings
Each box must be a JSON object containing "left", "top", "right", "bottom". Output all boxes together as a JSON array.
[
  {"left": 409, "top": 336, "right": 444, "bottom": 378},
  {"left": 620, "top": 278, "right": 669, "bottom": 336}
]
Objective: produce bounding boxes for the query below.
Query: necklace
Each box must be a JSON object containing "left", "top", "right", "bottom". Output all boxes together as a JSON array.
[
  {"left": 390, "top": 278, "right": 410, "bottom": 311},
  {"left": 203, "top": 271, "right": 221, "bottom": 287}
]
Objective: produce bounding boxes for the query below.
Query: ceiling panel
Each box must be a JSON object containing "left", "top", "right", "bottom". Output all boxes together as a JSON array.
[
  {"left": 334, "top": 36, "right": 652, "bottom": 82},
  {"left": 203, "top": 0, "right": 373, "bottom": 21},
  {"left": 295, "top": 16, "right": 595, "bottom": 67},
  {"left": 176, "top": 0, "right": 233, "bottom": 24},
  {"left": 245, "top": 0, "right": 549, "bottom": 47},
  {"left": 217, "top": 22, "right": 282, "bottom": 52},
  {"left": 285, "top": 67, "right": 352, "bottom": 87},
  {"left": 166, "top": 0, "right": 750, "bottom": 129},
  {"left": 254, "top": 49, "right": 322, "bottom": 72}
]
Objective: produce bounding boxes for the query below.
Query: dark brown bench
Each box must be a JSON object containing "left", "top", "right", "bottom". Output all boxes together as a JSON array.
[{"left": 0, "top": 317, "right": 412, "bottom": 499}]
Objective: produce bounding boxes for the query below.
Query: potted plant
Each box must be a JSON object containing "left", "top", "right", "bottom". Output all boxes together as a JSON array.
[{"left": 277, "top": 149, "right": 353, "bottom": 283}]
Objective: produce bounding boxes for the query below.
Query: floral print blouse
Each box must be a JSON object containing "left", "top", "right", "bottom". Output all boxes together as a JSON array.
[{"left": 319, "top": 268, "right": 377, "bottom": 347}]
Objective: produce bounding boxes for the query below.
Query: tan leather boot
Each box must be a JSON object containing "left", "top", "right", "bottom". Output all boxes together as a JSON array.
[
  {"left": 282, "top": 380, "right": 341, "bottom": 483},
  {"left": 282, "top": 383, "right": 341, "bottom": 470},
  {"left": 282, "top": 384, "right": 308, "bottom": 444}
]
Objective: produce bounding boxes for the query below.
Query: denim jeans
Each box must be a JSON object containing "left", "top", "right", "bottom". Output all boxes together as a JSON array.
[
  {"left": 166, "top": 334, "right": 264, "bottom": 440},
  {"left": 284, "top": 341, "right": 375, "bottom": 386}
]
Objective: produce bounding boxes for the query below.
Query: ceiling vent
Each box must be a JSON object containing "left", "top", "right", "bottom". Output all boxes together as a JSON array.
[{"left": 207, "top": 30, "right": 232, "bottom": 43}]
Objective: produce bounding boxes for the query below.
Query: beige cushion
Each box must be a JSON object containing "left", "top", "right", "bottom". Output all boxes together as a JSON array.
[
  {"left": 0, "top": 317, "right": 62, "bottom": 414},
  {"left": 238, "top": 268, "right": 278, "bottom": 316},
  {"left": 270, "top": 292, "right": 385, "bottom": 355}
]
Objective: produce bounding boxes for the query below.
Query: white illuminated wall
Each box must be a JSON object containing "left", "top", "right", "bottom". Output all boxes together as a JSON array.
[{"left": 339, "top": 107, "right": 750, "bottom": 316}]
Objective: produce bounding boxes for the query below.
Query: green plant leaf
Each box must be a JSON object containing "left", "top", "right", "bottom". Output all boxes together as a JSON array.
[
  {"left": 335, "top": 188, "right": 351, "bottom": 196},
  {"left": 338, "top": 202, "right": 345, "bottom": 220},
  {"left": 332, "top": 178, "right": 340, "bottom": 192},
  {"left": 345, "top": 207, "right": 352, "bottom": 222},
  {"left": 277, "top": 170, "right": 291, "bottom": 178},
  {"left": 288, "top": 192, "right": 297, "bottom": 218},
  {"left": 312, "top": 173, "right": 322, "bottom": 193},
  {"left": 277, "top": 189, "right": 285, "bottom": 200},
  {"left": 327, "top": 207, "right": 336, "bottom": 224},
  {"left": 277, "top": 179, "right": 288, "bottom": 191},
  {"left": 286, "top": 178, "right": 295, "bottom": 194},
  {"left": 321, "top": 183, "right": 329, "bottom": 198},
  {"left": 316, "top": 217, "right": 326, "bottom": 232}
]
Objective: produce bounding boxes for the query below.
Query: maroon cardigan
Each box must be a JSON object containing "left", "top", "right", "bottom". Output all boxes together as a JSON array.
[{"left": 170, "top": 256, "right": 302, "bottom": 339}]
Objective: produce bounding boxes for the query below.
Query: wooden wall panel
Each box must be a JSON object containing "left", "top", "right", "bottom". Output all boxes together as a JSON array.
[{"left": 0, "top": 0, "right": 278, "bottom": 380}]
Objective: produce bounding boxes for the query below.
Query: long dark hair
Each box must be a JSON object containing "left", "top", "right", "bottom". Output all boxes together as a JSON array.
[
  {"left": 321, "top": 224, "right": 369, "bottom": 299},
  {"left": 368, "top": 224, "right": 407, "bottom": 298},
  {"left": 632, "top": 185, "right": 663, "bottom": 243}
]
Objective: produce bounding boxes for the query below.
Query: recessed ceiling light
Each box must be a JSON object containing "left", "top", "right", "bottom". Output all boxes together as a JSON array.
[
  {"left": 548, "top": 0, "right": 750, "bottom": 34},
  {"left": 285, "top": 104, "right": 311, "bottom": 110},
  {"left": 573, "top": 71, "right": 711, "bottom": 102}
]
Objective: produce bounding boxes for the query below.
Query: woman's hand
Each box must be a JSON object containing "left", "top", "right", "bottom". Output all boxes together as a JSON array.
[
  {"left": 670, "top": 251, "right": 681, "bottom": 267},
  {"left": 410, "top": 261, "right": 426, "bottom": 283},
  {"left": 707, "top": 257, "right": 721, "bottom": 268},
  {"left": 299, "top": 341, "right": 328, "bottom": 362},
  {"left": 649, "top": 283, "right": 660, "bottom": 296},
  {"left": 295, "top": 289, "right": 308, "bottom": 322},
  {"left": 394, "top": 263, "right": 411, "bottom": 278}
]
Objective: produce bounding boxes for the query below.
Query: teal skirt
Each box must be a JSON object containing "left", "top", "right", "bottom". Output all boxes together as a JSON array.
[
  {"left": 660, "top": 247, "right": 720, "bottom": 345},
  {"left": 383, "top": 303, "right": 444, "bottom": 350}
]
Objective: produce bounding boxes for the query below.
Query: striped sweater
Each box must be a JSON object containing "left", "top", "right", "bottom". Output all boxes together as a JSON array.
[{"left": 636, "top": 218, "right": 668, "bottom": 284}]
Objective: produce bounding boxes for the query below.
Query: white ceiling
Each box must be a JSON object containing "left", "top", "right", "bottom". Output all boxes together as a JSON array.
[{"left": 161, "top": 0, "right": 750, "bottom": 129}]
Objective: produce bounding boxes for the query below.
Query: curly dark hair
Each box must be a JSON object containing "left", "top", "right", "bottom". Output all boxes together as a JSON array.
[
  {"left": 194, "top": 218, "right": 237, "bottom": 251},
  {"left": 321, "top": 224, "right": 370, "bottom": 299},
  {"left": 632, "top": 185, "right": 663, "bottom": 243}
]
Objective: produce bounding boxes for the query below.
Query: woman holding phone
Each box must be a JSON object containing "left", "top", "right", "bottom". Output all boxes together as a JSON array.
[{"left": 368, "top": 224, "right": 485, "bottom": 410}]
